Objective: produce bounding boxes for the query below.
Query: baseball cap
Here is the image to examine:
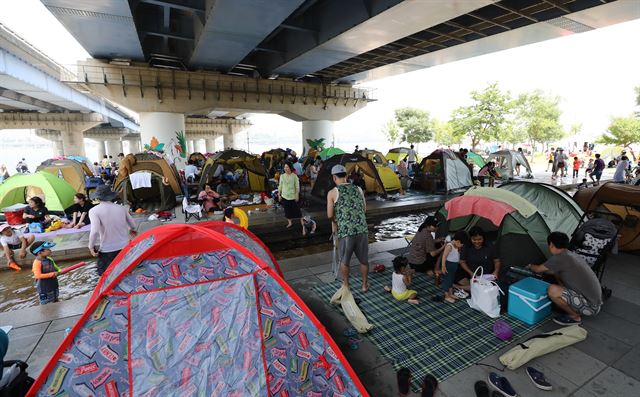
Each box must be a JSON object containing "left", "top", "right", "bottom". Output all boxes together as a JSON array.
[
  {"left": 30, "top": 241, "right": 56, "bottom": 255},
  {"left": 0, "top": 224, "right": 11, "bottom": 233},
  {"left": 331, "top": 164, "right": 347, "bottom": 175}
]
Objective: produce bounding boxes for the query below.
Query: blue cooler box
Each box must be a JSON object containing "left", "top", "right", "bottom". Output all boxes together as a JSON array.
[{"left": 508, "top": 277, "right": 552, "bottom": 325}]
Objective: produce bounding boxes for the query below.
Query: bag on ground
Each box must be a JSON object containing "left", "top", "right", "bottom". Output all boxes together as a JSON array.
[
  {"left": 467, "top": 266, "right": 502, "bottom": 318},
  {"left": 499, "top": 325, "right": 587, "bottom": 370},
  {"left": 330, "top": 285, "right": 374, "bottom": 334}
]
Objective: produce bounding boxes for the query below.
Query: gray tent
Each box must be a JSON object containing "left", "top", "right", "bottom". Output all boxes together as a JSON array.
[
  {"left": 487, "top": 150, "right": 533, "bottom": 179},
  {"left": 418, "top": 149, "right": 472, "bottom": 193}
]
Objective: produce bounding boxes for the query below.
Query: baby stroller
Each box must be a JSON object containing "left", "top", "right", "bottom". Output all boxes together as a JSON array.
[{"left": 569, "top": 211, "right": 620, "bottom": 300}]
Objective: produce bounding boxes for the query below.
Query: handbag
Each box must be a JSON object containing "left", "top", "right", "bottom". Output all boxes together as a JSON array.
[{"left": 467, "top": 266, "right": 503, "bottom": 318}]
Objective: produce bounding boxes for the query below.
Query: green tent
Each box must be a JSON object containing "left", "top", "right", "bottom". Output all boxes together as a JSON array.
[
  {"left": 466, "top": 151, "right": 486, "bottom": 168},
  {"left": 436, "top": 187, "right": 558, "bottom": 268},
  {"left": 0, "top": 172, "right": 77, "bottom": 212},
  {"left": 499, "top": 181, "right": 583, "bottom": 238},
  {"left": 318, "top": 147, "right": 345, "bottom": 160}
]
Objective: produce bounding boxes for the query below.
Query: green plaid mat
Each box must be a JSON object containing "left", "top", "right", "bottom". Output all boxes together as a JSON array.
[{"left": 314, "top": 271, "right": 547, "bottom": 391}]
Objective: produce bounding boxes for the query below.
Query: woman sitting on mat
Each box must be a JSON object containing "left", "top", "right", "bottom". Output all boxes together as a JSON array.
[
  {"left": 457, "top": 226, "right": 501, "bottom": 291},
  {"left": 407, "top": 216, "right": 446, "bottom": 277},
  {"left": 384, "top": 256, "right": 419, "bottom": 305}
]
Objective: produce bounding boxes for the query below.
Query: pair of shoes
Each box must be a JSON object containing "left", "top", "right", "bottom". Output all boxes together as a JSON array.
[
  {"left": 553, "top": 314, "right": 581, "bottom": 326},
  {"left": 453, "top": 288, "right": 469, "bottom": 299},
  {"left": 488, "top": 373, "right": 517, "bottom": 397},
  {"left": 8, "top": 261, "right": 21, "bottom": 271},
  {"left": 526, "top": 367, "right": 552, "bottom": 390}
]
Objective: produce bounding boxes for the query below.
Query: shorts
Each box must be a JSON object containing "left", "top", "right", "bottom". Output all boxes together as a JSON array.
[
  {"left": 39, "top": 290, "right": 59, "bottom": 305},
  {"left": 557, "top": 162, "right": 565, "bottom": 169},
  {"left": 392, "top": 289, "right": 417, "bottom": 301},
  {"left": 410, "top": 256, "right": 436, "bottom": 273},
  {"left": 97, "top": 250, "right": 121, "bottom": 276},
  {"left": 337, "top": 233, "right": 368, "bottom": 265},
  {"left": 561, "top": 288, "right": 601, "bottom": 316},
  {"left": 589, "top": 170, "right": 603, "bottom": 181},
  {"left": 7, "top": 243, "right": 21, "bottom": 250}
]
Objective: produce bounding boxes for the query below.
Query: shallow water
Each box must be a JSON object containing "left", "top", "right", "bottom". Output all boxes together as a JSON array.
[
  {"left": 0, "top": 260, "right": 99, "bottom": 313},
  {"left": 0, "top": 212, "right": 431, "bottom": 313}
]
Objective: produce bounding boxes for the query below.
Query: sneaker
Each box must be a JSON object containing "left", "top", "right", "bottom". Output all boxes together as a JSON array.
[
  {"left": 526, "top": 367, "right": 552, "bottom": 391},
  {"left": 8, "top": 261, "right": 21, "bottom": 271},
  {"left": 453, "top": 288, "right": 469, "bottom": 299},
  {"left": 488, "top": 372, "right": 517, "bottom": 397},
  {"left": 552, "top": 314, "right": 581, "bottom": 326}
]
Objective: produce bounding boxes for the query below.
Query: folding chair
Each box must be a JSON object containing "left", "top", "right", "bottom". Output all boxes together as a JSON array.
[
  {"left": 182, "top": 197, "right": 202, "bottom": 222},
  {"left": 402, "top": 234, "right": 414, "bottom": 256}
]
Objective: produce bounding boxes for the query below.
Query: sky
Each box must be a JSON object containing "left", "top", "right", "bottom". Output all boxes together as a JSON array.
[{"left": 1, "top": 0, "right": 639, "bottom": 161}]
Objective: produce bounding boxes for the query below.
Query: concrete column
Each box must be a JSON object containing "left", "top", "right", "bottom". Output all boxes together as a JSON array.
[
  {"left": 93, "top": 139, "right": 106, "bottom": 159},
  {"left": 60, "top": 128, "right": 86, "bottom": 157},
  {"left": 105, "top": 139, "right": 123, "bottom": 157},
  {"left": 187, "top": 140, "right": 195, "bottom": 154},
  {"left": 302, "top": 120, "right": 334, "bottom": 156},
  {"left": 205, "top": 139, "right": 216, "bottom": 154},
  {"left": 52, "top": 140, "right": 64, "bottom": 157},
  {"left": 222, "top": 133, "right": 233, "bottom": 150},
  {"left": 139, "top": 112, "right": 187, "bottom": 170},
  {"left": 195, "top": 139, "right": 207, "bottom": 154}
]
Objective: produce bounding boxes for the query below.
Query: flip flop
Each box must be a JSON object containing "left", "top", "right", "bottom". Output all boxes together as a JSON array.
[{"left": 474, "top": 380, "right": 489, "bottom": 397}]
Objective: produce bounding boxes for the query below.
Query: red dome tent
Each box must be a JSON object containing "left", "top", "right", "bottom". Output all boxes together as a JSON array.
[{"left": 28, "top": 222, "right": 368, "bottom": 397}]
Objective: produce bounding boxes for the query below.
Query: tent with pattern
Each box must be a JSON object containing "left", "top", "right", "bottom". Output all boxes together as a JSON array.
[{"left": 28, "top": 222, "right": 368, "bottom": 397}]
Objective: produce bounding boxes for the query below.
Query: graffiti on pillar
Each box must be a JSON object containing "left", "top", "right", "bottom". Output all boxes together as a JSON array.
[
  {"left": 144, "top": 136, "right": 165, "bottom": 152},
  {"left": 303, "top": 138, "right": 325, "bottom": 159},
  {"left": 165, "top": 130, "right": 187, "bottom": 165}
]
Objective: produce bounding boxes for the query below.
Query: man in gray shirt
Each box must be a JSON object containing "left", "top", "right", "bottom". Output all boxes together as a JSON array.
[
  {"left": 528, "top": 232, "right": 602, "bottom": 326},
  {"left": 88, "top": 185, "right": 137, "bottom": 276}
]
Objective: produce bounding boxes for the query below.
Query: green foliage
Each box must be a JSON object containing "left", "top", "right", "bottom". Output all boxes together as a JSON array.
[
  {"left": 449, "top": 82, "right": 513, "bottom": 150},
  {"left": 175, "top": 130, "right": 187, "bottom": 158},
  {"left": 512, "top": 91, "right": 564, "bottom": 151},
  {"left": 382, "top": 120, "right": 400, "bottom": 145},
  {"left": 597, "top": 116, "right": 640, "bottom": 148},
  {"left": 306, "top": 138, "right": 326, "bottom": 151},
  {"left": 394, "top": 107, "right": 434, "bottom": 144},
  {"left": 433, "top": 120, "right": 464, "bottom": 146}
]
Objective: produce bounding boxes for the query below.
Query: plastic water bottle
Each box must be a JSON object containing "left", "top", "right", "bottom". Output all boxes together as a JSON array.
[{"left": 64, "top": 327, "right": 71, "bottom": 337}]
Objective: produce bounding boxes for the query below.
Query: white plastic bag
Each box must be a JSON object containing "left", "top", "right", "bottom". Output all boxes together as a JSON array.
[{"left": 467, "top": 266, "right": 502, "bottom": 318}]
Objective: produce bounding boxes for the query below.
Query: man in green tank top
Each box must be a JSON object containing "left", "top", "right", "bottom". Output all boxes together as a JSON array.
[{"left": 327, "top": 164, "right": 369, "bottom": 292}]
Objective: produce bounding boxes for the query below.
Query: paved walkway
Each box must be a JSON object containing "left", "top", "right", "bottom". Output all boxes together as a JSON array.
[{"left": 1, "top": 237, "right": 638, "bottom": 396}]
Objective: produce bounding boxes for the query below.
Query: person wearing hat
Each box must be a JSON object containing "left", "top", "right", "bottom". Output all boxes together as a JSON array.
[
  {"left": 88, "top": 185, "right": 137, "bottom": 276},
  {"left": 30, "top": 241, "right": 60, "bottom": 305},
  {"left": 407, "top": 216, "right": 446, "bottom": 277},
  {"left": 0, "top": 224, "right": 34, "bottom": 271},
  {"left": 327, "top": 164, "right": 370, "bottom": 292}
]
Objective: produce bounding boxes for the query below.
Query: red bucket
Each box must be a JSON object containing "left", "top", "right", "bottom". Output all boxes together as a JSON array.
[{"left": 4, "top": 209, "right": 25, "bottom": 225}]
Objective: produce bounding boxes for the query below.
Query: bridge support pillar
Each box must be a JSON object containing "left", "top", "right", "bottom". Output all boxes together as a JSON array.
[
  {"left": 93, "top": 139, "right": 106, "bottom": 160},
  {"left": 52, "top": 140, "right": 64, "bottom": 157},
  {"left": 205, "top": 139, "right": 216, "bottom": 154},
  {"left": 105, "top": 139, "right": 123, "bottom": 157},
  {"left": 187, "top": 140, "right": 195, "bottom": 154},
  {"left": 302, "top": 120, "right": 334, "bottom": 156},
  {"left": 222, "top": 132, "right": 233, "bottom": 150},
  {"left": 139, "top": 112, "right": 186, "bottom": 170},
  {"left": 123, "top": 139, "right": 140, "bottom": 154},
  {"left": 60, "top": 128, "right": 86, "bottom": 157},
  {"left": 194, "top": 139, "right": 206, "bottom": 154}
]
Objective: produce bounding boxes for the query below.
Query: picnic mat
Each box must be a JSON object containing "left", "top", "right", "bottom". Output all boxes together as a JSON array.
[{"left": 314, "top": 271, "right": 547, "bottom": 391}]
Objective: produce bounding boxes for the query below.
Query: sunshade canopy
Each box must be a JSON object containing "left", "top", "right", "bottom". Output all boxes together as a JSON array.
[
  {"left": 0, "top": 171, "right": 76, "bottom": 212},
  {"left": 29, "top": 222, "right": 368, "bottom": 396},
  {"left": 318, "top": 147, "right": 345, "bottom": 160}
]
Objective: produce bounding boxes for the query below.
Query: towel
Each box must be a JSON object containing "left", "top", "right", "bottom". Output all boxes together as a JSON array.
[{"left": 130, "top": 172, "right": 152, "bottom": 189}]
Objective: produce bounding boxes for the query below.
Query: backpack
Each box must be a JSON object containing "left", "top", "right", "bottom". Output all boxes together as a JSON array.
[{"left": 0, "top": 360, "right": 34, "bottom": 397}]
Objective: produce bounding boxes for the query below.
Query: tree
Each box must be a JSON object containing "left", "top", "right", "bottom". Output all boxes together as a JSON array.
[
  {"left": 433, "top": 120, "right": 464, "bottom": 147},
  {"left": 597, "top": 116, "right": 640, "bottom": 160},
  {"left": 449, "top": 82, "right": 513, "bottom": 150},
  {"left": 513, "top": 91, "right": 564, "bottom": 153},
  {"left": 394, "top": 107, "right": 434, "bottom": 144},
  {"left": 382, "top": 119, "right": 400, "bottom": 145}
]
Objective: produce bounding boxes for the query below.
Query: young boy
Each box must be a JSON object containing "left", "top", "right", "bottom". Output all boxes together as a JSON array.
[
  {"left": 302, "top": 215, "right": 316, "bottom": 237},
  {"left": 31, "top": 241, "right": 60, "bottom": 305},
  {"left": 572, "top": 157, "right": 581, "bottom": 179},
  {"left": 0, "top": 223, "right": 35, "bottom": 271}
]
